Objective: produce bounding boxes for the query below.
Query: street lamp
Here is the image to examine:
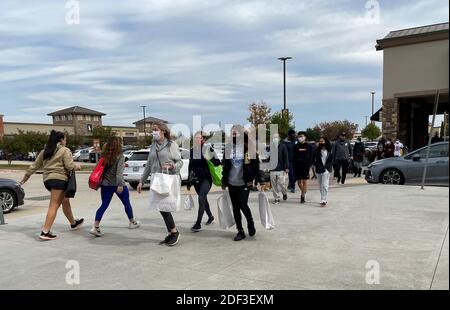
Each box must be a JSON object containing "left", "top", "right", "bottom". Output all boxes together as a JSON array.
[
  {"left": 278, "top": 57, "right": 292, "bottom": 117},
  {"left": 371, "top": 92, "right": 375, "bottom": 123},
  {"left": 140, "top": 106, "right": 147, "bottom": 138}
]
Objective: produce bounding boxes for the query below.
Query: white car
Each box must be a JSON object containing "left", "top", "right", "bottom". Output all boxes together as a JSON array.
[
  {"left": 123, "top": 148, "right": 190, "bottom": 190},
  {"left": 123, "top": 150, "right": 135, "bottom": 161},
  {"left": 73, "top": 148, "right": 92, "bottom": 162}
]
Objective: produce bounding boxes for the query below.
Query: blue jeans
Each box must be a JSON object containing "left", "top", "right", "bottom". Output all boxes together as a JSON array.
[
  {"left": 95, "top": 186, "right": 134, "bottom": 222},
  {"left": 288, "top": 163, "right": 296, "bottom": 191}
]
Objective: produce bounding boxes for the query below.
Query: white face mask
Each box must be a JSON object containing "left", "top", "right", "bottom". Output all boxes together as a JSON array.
[
  {"left": 298, "top": 137, "right": 305, "bottom": 143},
  {"left": 273, "top": 138, "right": 280, "bottom": 144},
  {"left": 152, "top": 131, "right": 161, "bottom": 140}
]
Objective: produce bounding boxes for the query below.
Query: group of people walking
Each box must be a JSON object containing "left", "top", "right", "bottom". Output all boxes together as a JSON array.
[{"left": 19, "top": 123, "right": 364, "bottom": 246}]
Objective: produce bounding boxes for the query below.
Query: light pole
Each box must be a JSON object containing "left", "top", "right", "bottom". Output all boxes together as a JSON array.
[
  {"left": 278, "top": 57, "right": 292, "bottom": 118},
  {"left": 140, "top": 106, "right": 147, "bottom": 138},
  {"left": 371, "top": 92, "right": 375, "bottom": 124}
]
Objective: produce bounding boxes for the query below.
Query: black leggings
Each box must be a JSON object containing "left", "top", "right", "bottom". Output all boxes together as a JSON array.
[
  {"left": 194, "top": 179, "right": 213, "bottom": 226},
  {"left": 335, "top": 160, "right": 349, "bottom": 184},
  {"left": 228, "top": 185, "right": 254, "bottom": 232},
  {"left": 160, "top": 212, "right": 175, "bottom": 232}
]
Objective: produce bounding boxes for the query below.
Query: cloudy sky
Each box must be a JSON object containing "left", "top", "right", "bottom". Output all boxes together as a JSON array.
[{"left": 1, "top": 0, "right": 448, "bottom": 131}]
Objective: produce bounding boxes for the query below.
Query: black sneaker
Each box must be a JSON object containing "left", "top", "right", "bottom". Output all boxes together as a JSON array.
[
  {"left": 206, "top": 216, "right": 215, "bottom": 225},
  {"left": 233, "top": 231, "right": 246, "bottom": 241},
  {"left": 337, "top": 177, "right": 341, "bottom": 183},
  {"left": 191, "top": 224, "right": 201, "bottom": 233},
  {"left": 290, "top": 188, "right": 295, "bottom": 193},
  {"left": 248, "top": 223, "right": 256, "bottom": 237},
  {"left": 283, "top": 194, "right": 288, "bottom": 201},
  {"left": 300, "top": 196, "right": 306, "bottom": 204},
  {"left": 39, "top": 231, "right": 57, "bottom": 241},
  {"left": 166, "top": 231, "right": 180, "bottom": 246},
  {"left": 70, "top": 218, "right": 84, "bottom": 230},
  {"left": 159, "top": 234, "right": 172, "bottom": 245}
]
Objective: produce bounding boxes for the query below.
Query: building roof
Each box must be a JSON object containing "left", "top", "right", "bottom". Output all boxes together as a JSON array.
[
  {"left": 133, "top": 116, "right": 168, "bottom": 125},
  {"left": 47, "top": 106, "right": 106, "bottom": 116},
  {"left": 376, "top": 22, "right": 449, "bottom": 50},
  {"left": 4, "top": 122, "right": 75, "bottom": 127}
]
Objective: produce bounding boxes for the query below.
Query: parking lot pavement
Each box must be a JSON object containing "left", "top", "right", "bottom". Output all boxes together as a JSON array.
[{"left": 0, "top": 172, "right": 448, "bottom": 290}]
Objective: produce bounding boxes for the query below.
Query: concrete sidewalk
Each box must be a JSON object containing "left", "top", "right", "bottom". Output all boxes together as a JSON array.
[{"left": 0, "top": 176, "right": 448, "bottom": 290}]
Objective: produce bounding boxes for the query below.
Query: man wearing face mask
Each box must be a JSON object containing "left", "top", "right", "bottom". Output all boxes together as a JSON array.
[
  {"left": 269, "top": 133, "right": 289, "bottom": 204},
  {"left": 383, "top": 138, "right": 395, "bottom": 158},
  {"left": 293, "top": 131, "right": 313, "bottom": 204},
  {"left": 331, "top": 132, "right": 353, "bottom": 185},
  {"left": 353, "top": 138, "right": 365, "bottom": 177}
]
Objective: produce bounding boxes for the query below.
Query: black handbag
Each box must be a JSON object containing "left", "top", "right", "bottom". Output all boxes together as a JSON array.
[{"left": 65, "top": 170, "right": 77, "bottom": 198}]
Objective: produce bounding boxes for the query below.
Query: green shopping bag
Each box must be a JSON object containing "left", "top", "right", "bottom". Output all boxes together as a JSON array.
[{"left": 207, "top": 160, "right": 223, "bottom": 186}]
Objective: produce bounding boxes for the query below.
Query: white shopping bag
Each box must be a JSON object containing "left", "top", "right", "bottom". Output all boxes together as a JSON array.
[
  {"left": 217, "top": 190, "right": 235, "bottom": 229},
  {"left": 258, "top": 192, "right": 275, "bottom": 230},
  {"left": 184, "top": 194, "right": 195, "bottom": 211},
  {"left": 149, "top": 173, "right": 182, "bottom": 212}
]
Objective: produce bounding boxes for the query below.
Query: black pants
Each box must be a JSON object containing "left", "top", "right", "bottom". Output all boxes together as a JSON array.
[
  {"left": 160, "top": 212, "right": 175, "bottom": 232},
  {"left": 335, "top": 159, "right": 349, "bottom": 184},
  {"left": 228, "top": 185, "right": 254, "bottom": 232},
  {"left": 194, "top": 179, "right": 213, "bottom": 226}
]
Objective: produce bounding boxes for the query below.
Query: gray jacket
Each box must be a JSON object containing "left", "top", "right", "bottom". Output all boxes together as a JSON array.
[
  {"left": 101, "top": 154, "right": 126, "bottom": 186},
  {"left": 332, "top": 140, "right": 353, "bottom": 162},
  {"left": 140, "top": 139, "right": 183, "bottom": 184}
]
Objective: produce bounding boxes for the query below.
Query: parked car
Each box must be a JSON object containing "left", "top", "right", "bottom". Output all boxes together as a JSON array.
[
  {"left": 0, "top": 150, "right": 5, "bottom": 160},
  {"left": 0, "top": 178, "right": 25, "bottom": 213},
  {"left": 365, "top": 142, "right": 449, "bottom": 186},
  {"left": 364, "top": 141, "right": 378, "bottom": 152},
  {"left": 123, "top": 148, "right": 190, "bottom": 190},
  {"left": 123, "top": 150, "right": 135, "bottom": 161},
  {"left": 73, "top": 148, "right": 92, "bottom": 162}
]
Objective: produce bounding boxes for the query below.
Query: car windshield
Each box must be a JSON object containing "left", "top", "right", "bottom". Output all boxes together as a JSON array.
[{"left": 129, "top": 152, "right": 149, "bottom": 161}]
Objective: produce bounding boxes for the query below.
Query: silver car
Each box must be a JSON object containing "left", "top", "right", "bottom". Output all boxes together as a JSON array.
[{"left": 365, "top": 142, "right": 448, "bottom": 185}]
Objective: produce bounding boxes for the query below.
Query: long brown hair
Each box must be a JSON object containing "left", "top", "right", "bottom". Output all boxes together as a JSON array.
[
  {"left": 153, "top": 122, "right": 172, "bottom": 141},
  {"left": 102, "top": 136, "right": 122, "bottom": 167}
]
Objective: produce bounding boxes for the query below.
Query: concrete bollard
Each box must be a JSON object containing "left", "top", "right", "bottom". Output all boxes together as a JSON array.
[{"left": 0, "top": 206, "right": 6, "bottom": 225}]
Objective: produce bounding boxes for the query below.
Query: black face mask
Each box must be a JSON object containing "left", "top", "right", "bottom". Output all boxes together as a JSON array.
[{"left": 319, "top": 143, "right": 326, "bottom": 148}]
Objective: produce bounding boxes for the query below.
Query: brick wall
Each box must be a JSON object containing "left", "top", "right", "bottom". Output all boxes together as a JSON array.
[{"left": 381, "top": 98, "right": 399, "bottom": 139}]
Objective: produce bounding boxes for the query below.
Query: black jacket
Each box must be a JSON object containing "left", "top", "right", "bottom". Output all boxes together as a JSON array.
[
  {"left": 222, "top": 145, "right": 260, "bottom": 189},
  {"left": 188, "top": 144, "right": 221, "bottom": 186},
  {"left": 269, "top": 142, "right": 289, "bottom": 171},
  {"left": 353, "top": 142, "right": 365, "bottom": 162},
  {"left": 312, "top": 148, "right": 333, "bottom": 174},
  {"left": 293, "top": 142, "right": 313, "bottom": 169}
]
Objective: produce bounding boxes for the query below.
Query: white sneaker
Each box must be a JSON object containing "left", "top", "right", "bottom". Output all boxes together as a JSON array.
[
  {"left": 129, "top": 220, "right": 140, "bottom": 229},
  {"left": 272, "top": 199, "right": 280, "bottom": 205},
  {"left": 90, "top": 227, "right": 104, "bottom": 237}
]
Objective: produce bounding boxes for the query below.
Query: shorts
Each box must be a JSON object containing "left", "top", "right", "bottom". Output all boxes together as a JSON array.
[
  {"left": 295, "top": 166, "right": 310, "bottom": 180},
  {"left": 44, "top": 179, "right": 67, "bottom": 191}
]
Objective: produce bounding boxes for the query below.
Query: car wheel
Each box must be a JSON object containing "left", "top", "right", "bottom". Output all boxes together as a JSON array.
[
  {"left": 129, "top": 182, "right": 139, "bottom": 190},
  {"left": 380, "top": 169, "right": 404, "bottom": 185},
  {"left": 0, "top": 189, "right": 17, "bottom": 214}
]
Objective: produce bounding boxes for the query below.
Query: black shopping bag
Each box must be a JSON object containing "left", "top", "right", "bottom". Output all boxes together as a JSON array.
[{"left": 65, "top": 170, "right": 77, "bottom": 198}]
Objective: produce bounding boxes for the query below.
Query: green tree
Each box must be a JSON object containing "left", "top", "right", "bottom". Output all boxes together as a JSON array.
[
  {"left": 315, "top": 120, "right": 358, "bottom": 140},
  {"left": 65, "top": 132, "right": 84, "bottom": 151},
  {"left": 92, "top": 126, "right": 115, "bottom": 146},
  {"left": 271, "top": 111, "right": 295, "bottom": 139},
  {"left": 0, "top": 136, "right": 27, "bottom": 164},
  {"left": 306, "top": 126, "right": 321, "bottom": 141},
  {"left": 247, "top": 101, "right": 272, "bottom": 128},
  {"left": 15, "top": 130, "right": 48, "bottom": 153},
  {"left": 361, "top": 123, "right": 381, "bottom": 141}
]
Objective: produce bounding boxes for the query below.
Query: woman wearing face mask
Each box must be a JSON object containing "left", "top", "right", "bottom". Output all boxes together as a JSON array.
[
  {"left": 187, "top": 131, "right": 221, "bottom": 232},
  {"left": 383, "top": 138, "right": 395, "bottom": 158},
  {"left": 312, "top": 137, "right": 333, "bottom": 207},
  {"left": 221, "top": 125, "right": 260, "bottom": 241},
  {"left": 20, "top": 130, "right": 83, "bottom": 240},
  {"left": 293, "top": 131, "right": 313, "bottom": 204},
  {"left": 137, "top": 122, "right": 183, "bottom": 246}
]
